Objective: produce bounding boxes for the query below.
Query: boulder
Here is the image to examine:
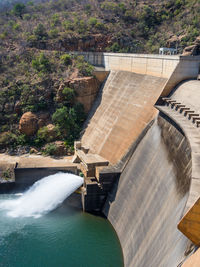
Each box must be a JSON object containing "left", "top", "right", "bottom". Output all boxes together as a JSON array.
[
  {"left": 56, "top": 82, "right": 66, "bottom": 103},
  {"left": 4, "top": 102, "right": 13, "bottom": 113},
  {"left": 14, "top": 101, "right": 21, "bottom": 114},
  {"left": 195, "top": 36, "right": 200, "bottom": 45},
  {"left": 54, "top": 141, "right": 67, "bottom": 156},
  {"left": 37, "top": 112, "right": 50, "bottom": 128},
  {"left": 43, "top": 141, "right": 68, "bottom": 157},
  {"left": 19, "top": 112, "right": 38, "bottom": 136},
  {"left": 182, "top": 36, "right": 200, "bottom": 56},
  {"left": 167, "top": 35, "right": 179, "bottom": 48},
  {"left": 30, "top": 147, "right": 39, "bottom": 154},
  {"left": 45, "top": 124, "right": 59, "bottom": 141}
]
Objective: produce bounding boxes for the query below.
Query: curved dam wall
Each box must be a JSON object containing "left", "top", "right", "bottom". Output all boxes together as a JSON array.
[
  {"left": 170, "top": 80, "right": 200, "bottom": 114},
  {"left": 167, "top": 80, "right": 200, "bottom": 213},
  {"left": 81, "top": 70, "right": 167, "bottom": 164},
  {"left": 103, "top": 116, "right": 192, "bottom": 267}
]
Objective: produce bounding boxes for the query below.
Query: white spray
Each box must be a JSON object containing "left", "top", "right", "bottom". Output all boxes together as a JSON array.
[{"left": 0, "top": 173, "right": 83, "bottom": 218}]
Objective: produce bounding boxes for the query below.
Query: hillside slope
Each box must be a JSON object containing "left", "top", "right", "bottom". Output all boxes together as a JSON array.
[
  {"left": 0, "top": 0, "right": 200, "bottom": 155},
  {"left": 0, "top": 0, "right": 200, "bottom": 54}
]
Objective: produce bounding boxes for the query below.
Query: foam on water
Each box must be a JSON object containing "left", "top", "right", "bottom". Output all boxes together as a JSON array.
[{"left": 0, "top": 173, "right": 83, "bottom": 218}]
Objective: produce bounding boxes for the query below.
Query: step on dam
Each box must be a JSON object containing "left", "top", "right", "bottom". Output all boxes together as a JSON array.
[{"left": 1, "top": 52, "right": 200, "bottom": 267}]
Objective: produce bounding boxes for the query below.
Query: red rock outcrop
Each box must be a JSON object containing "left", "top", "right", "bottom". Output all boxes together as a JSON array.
[
  {"left": 19, "top": 112, "right": 38, "bottom": 136},
  {"left": 37, "top": 113, "right": 50, "bottom": 128},
  {"left": 182, "top": 36, "right": 200, "bottom": 56},
  {"left": 45, "top": 124, "right": 59, "bottom": 141},
  {"left": 46, "top": 34, "right": 112, "bottom": 52},
  {"left": 56, "top": 77, "right": 100, "bottom": 113},
  {"left": 69, "top": 77, "right": 100, "bottom": 113},
  {"left": 167, "top": 35, "right": 179, "bottom": 48}
]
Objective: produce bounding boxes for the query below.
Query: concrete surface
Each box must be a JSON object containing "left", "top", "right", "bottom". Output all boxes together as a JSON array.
[
  {"left": 170, "top": 80, "right": 200, "bottom": 114},
  {"left": 73, "top": 52, "right": 200, "bottom": 98},
  {"left": 182, "top": 248, "right": 200, "bottom": 267},
  {"left": 103, "top": 116, "right": 191, "bottom": 267},
  {"left": 81, "top": 70, "right": 167, "bottom": 164},
  {"left": 0, "top": 154, "right": 75, "bottom": 168},
  {"left": 156, "top": 105, "right": 200, "bottom": 214},
  {"left": 73, "top": 51, "right": 200, "bottom": 88}
]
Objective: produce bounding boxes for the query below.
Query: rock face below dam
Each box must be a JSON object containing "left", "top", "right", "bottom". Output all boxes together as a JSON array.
[{"left": 103, "top": 116, "right": 192, "bottom": 267}]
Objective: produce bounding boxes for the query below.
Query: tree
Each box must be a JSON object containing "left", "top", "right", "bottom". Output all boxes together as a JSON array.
[
  {"left": 52, "top": 104, "right": 85, "bottom": 144},
  {"left": 12, "top": 3, "right": 26, "bottom": 18},
  {"left": 60, "top": 54, "right": 72, "bottom": 66},
  {"left": 32, "top": 53, "right": 51, "bottom": 73},
  {"left": 62, "top": 87, "right": 75, "bottom": 105},
  {"left": 34, "top": 24, "right": 48, "bottom": 40}
]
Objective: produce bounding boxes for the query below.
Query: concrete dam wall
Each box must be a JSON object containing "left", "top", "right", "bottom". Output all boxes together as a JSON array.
[
  {"left": 81, "top": 70, "right": 167, "bottom": 164},
  {"left": 74, "top": 52, "right": 200, "bottom": 95},
  {"left": 76, "top": 56, "right": 200, "bottom": 265},
  {"left": 103, "top": 116, "right": 192, "bottom": 267}
]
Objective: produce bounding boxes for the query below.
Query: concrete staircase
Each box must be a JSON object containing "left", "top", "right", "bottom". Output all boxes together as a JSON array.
[
  {"left": 156, "top": 98, "right": 200, "bottom": 246},
  {"left": 161, "top": 97, "right": 200, "bottom": 128}
]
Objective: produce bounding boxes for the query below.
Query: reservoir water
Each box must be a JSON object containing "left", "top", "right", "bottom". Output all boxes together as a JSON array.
[{"left": 0, "top": 174, "right": 123, "bottom": 267}]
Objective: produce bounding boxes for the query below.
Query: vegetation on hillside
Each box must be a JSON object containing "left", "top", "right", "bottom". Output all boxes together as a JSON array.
[
  {"left": 0, "top": 50, "right": 93, "bottom": 155},
  {"left": 0, "top": 0, "right": 200, "bottom": 155},
  {"left": 0, "top": 0, "right": 200, "bottom": 54}
]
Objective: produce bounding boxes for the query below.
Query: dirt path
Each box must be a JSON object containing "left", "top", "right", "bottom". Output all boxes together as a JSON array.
[{"left": 0, "top": 153, "right": 74, "bottom": 169}]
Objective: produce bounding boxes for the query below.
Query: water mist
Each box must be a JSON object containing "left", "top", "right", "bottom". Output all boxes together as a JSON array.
[{"left": 0, "top": 173, "right": 83, "bottom": 218}]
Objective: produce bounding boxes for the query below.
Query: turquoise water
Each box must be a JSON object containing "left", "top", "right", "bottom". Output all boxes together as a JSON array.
[{"left": 0, "top": 194, "right": 123, "bottom": 267}]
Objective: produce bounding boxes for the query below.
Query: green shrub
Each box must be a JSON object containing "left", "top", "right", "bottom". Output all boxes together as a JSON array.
[
  {"left": 84, "top": 4, "right": 91, "bottom": 14},
  {"left": 33, "top": 24, "right": 48, "bottom": 40},
  {"left": 48, "top": 28, "right": 59, "bottom": 39},
  {"left": 74, "top": 19, "right": 87, "bottom": 34},
  {"left": 36, "top": 125, "right": 61, "bottom": 144},
  {"left": 23, "top": 13, "right": 31, "bottom": 20},
  {"left": 16, "top": 134, "right": 27, "bottom": 146},
  {"left": 2, "top": 168, "right": 12, "bottom": 180},
  {"left": 52, "top": 103, "right": 85, "bottom": 143},
  {"left": 60, "top": 54, "right": 72, "bottom": 65},
  {"left": 12, "top": 3, "right": 26, "bottom": 18},
  {"left": 8, "top": 20, "right": 14, "bottom": 27},
  {"left": 75, "top": 56, "right": 94, "bottom": 76},
  {"left": 32, "top": 53, "right": 51, "bottom": 73},
  {"left": 27, "top": 1, "right": 34, "bottom": 6},
  {"left": 26, "top": 34, "right": 37, "bottom": 45},
  {"left": 52, "top": 106, "right": 68, "bottom": 130},
  {"left": 13, "top": 23, "right": 20, "bottom": 31},
  {"left": 63, "top": 20, "right": 74, "bottom": 31},
  {"left": 62, "top": 87, "right": 75, "bottom": 104},
  {"left": 95, "top": 22, "right": 105, "bottom": 30},
  {"left": 0, "top": 132, "right": 17, "bottom": 148},
  {"left": 51, "top": 13, "right": 60, "bottom": 26},
  {"left": 88, "top": 17, "right": 97, "bottom": 26},
  {"left": 0, "top": 32, "right": 8, "bottom": 40},
  {"left": 43, "top": 143, "right": 57, "bottom": 156},
  {"left": 109, "top": 42, "right": 120, "bottom": 52}
]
